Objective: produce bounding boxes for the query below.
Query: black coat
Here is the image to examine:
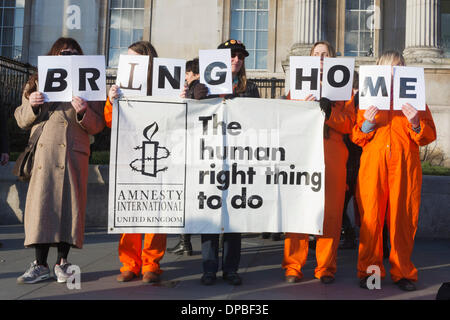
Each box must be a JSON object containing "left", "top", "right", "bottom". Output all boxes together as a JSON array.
[{"left": 209, "top": 80, "right": 260, "bottom": 99}]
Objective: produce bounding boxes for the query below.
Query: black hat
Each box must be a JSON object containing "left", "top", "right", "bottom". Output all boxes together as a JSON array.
[{"left": 217, "top": 39, "right": 249, "bottom": 57}]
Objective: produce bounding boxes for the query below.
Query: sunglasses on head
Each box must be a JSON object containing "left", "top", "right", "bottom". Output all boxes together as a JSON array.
[
  {"left": 231, "top": 52, "right": 245, "bottom": 60},
  {"left": 60, "top": 50, "right": 80, "bottom": 56}
]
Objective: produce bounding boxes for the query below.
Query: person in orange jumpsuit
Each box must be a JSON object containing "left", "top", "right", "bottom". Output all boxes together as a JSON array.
[
  {"left": 282, "top": 41, "right": 356, "bottom": 284},
  {"left": 105, "top": 41, "right": 166, "bottom": 283},
  {"left": 352, "top": 51, "right": 436, "bottom": 291}
]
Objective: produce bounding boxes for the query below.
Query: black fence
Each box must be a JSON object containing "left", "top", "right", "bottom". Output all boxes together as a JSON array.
[
  {"left": 107, "top": 75, "right": 285, "bottom": 99},
  {"left": 1, "top": 57, "right": 285, "bottom": 153},
  {"left": 0, "top": 57, "right": 37, "bottom": 152}
]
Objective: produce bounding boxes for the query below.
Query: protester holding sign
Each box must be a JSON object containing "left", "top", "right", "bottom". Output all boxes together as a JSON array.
[
  {"left": 104, "top": 41, "right": 167, "bottom": 284},
  {"left": 352, "top": 51, "right": 436, "bottom": 292},
  {"left": 104, "top": 41, "right": 157, "bottom": 127},
  {"left": 200, "top": 39, "right": 260, "bottom": 286},
  {"left": 207, "top": 40, "right": 260, "bottom": 99},
  {"left": 168, "top": 58, "right": 208, "bottom": 257},
  {"left": 283, "top": 41, "right": 356, "bottom": 285},
  {"left": 14, "top": 37, "right": 105, "bottom": 284}
]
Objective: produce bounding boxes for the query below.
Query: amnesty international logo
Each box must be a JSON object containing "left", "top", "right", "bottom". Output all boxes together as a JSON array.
[{"left": 129, "top": 122, "right": 171, "bottom": 177}]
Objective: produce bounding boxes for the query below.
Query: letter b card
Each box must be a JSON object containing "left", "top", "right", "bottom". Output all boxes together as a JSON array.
[{"left": 38, "top": 55, "right": 106, "bottom": 102}]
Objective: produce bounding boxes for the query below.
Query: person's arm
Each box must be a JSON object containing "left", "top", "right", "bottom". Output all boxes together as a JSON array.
[
  {"left": 74, "top": 99, "right": 106, "bottom": 135},
  {"left": 404, "top": 104, "right": 437, "bottom": 146},
  {"left": 350, "top": 107, "right": 378, "bottom": 147},
  {"left": 14, "top": 85, "right": 44, "bottom": 130}
]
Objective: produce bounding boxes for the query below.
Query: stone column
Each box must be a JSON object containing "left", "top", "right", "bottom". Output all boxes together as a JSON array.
[
  {"left": 403, "top": 0, "right": 443, "bottom": 60},
  {"left": 283, "top": 0, "right": 323, "bottom": 93},
  {"left": 290, "top": 0, "right": 323, "bottom": 56}
]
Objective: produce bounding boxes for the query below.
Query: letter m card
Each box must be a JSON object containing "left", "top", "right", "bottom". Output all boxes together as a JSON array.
[
  {"left": 393, "top": 66, "right": 426, "bottom": 111},
  {"left": 38, "top": 56, "right": 72, "bottom": 102},
  {"left": 359, "top": 65, "right": 391, "bottom": 110},
  {"left": 199, "top": 49, "right": 232, "bottom": 95}
]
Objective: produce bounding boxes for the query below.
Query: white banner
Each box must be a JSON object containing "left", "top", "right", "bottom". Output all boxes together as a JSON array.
[{"left": 108, "top": 97, "right": 325, "bottom": 235}]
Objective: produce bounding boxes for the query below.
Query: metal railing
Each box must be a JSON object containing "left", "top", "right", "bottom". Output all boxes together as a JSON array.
[
  {"left": 0, "top": 56, "right": 36, "bottom": 114},
  {"left": 107, "top": 75, "right": 286, "bottom": 99}
]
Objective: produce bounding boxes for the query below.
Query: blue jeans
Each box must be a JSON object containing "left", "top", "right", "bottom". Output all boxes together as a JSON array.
[{"left": 201, "top": 233, "right": 241, "bottom": 274}]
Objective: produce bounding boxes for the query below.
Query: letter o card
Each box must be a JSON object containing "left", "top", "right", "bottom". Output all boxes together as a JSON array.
[
  {"left": 38, "top": 56, "right": 72, "bottom": 102},
  {"left": 322, "top": 58, "right": 354, "bottom": 101},
  {"left": 393, "top": 66, "right": 426, "bottom": 111},
  {"left": 199, "top": 49, "right": 232, "bottom": 95}
]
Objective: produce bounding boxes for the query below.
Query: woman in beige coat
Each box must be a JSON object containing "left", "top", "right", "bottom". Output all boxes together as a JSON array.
[{"left": 15, "top": 38, "right": 105, "bottom": 284}]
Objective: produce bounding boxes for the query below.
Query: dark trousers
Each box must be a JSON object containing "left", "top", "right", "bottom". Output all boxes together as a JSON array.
[{"left": 201, "top": 233, "right": 241, "bottom": 274}]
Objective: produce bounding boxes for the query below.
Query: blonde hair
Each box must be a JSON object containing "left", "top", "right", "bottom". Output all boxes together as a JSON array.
[{"left": 376, "top": 50, "right": 406, "bottom": 66}]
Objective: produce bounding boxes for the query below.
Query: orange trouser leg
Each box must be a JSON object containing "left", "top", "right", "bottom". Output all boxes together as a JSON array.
[
  {"left": 141, "top": 233, "right": 167, "bottom": 274},
  {"left": 314, "top": 143, "right": 347, "bottom": 279},
  {"left": 282, "top": 233, "right": 309, "bottom": 278},
  {"left": 283, "top": 137, "right": 347, "bottom": 279},
  {"left": 387, "top": 154, "right": 420, "bottom": 282},
  {"left": 356, "top": 151, "right": 389, "bottom": 280},
  {"left": 119, "top": 233, "right": 143, "bottom": 275}
]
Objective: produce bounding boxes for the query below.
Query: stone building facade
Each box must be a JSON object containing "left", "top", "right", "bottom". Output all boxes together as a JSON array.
[{"left": 2, "top": 0, "right": 450, "bottom": 165}]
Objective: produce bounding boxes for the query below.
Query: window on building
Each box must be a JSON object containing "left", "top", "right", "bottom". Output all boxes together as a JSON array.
[
  {"left": 442, "top": 0, "right": 450, "bottom": 58},
  {"left": 0, "top": 0, "right": 24, "bottom": 61},
  {"left": 108, "top": 0, "right": 145, "bottom": 67},
  {"left": 344, "top": 0, "right": 375, "bottom": 56},
  {"left": 230, "top": 0, "right": 268, "bottom": 70}
]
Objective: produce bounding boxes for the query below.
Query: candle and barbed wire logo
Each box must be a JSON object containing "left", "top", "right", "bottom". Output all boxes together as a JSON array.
[{"left": 129, "top": 122, "right": 171, "bottom": 177}]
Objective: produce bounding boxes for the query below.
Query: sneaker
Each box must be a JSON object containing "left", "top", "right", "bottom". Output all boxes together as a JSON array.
[
  {"left": 53, "top": 259, "right": 72, "bottom": 283},
  {"left": 17, "top": 261, "right": 51, "bottom": 284}
]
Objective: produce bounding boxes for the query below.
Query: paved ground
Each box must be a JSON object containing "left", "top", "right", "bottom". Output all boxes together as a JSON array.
[{"left": 0, "top": 225, "right": 449, "bottom": 301}]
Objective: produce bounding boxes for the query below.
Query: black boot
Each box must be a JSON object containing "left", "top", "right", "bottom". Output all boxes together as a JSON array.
[{"left": 167, "top": 234, "right": 193, "bottom": 256}]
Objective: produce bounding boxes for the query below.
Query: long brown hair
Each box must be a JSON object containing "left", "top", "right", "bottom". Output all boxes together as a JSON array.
[
  {"left": 23, "top": 37, "right": 84, "bottom": 98},
  {"left": 309, "top": 41, "right": 336, "bottom": 58},
  {"left": 234, "top": 59, "right": 248, "bottom": 94},
  {"left": 128, "top": 41, "right": 158, "bottom": 96},
  {"left": 310, "top": 41, "right": 336, "bottom": 139}
]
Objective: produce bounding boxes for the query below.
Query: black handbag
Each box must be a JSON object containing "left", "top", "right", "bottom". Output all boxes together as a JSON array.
[{"left": 12, "top": 121, "right": 45, "bottom": 181}]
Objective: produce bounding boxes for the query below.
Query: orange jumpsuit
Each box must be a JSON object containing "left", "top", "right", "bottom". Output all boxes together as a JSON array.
[
  {"left": 352, "top": 105, "right": 436, "bottom": 282},
  {"left": 105, "top": 98, "right": 167, "bottom": 276},
  {"left": 283, "top": 95, "right": 356, "bottom": 280}
]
